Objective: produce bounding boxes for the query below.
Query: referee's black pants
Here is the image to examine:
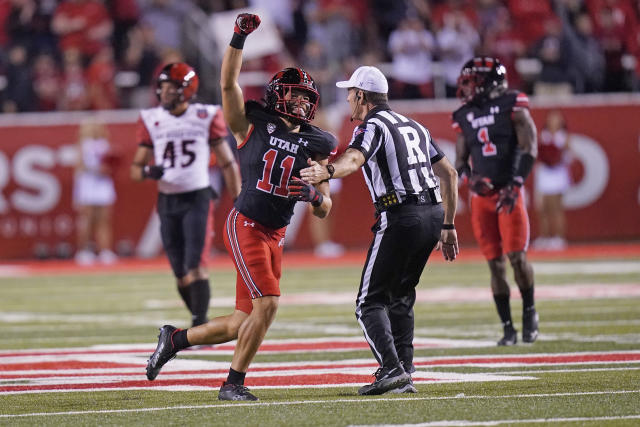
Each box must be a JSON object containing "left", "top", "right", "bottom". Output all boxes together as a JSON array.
[{"left": 355, "top": 203, "right": 444, "bottom": 372}]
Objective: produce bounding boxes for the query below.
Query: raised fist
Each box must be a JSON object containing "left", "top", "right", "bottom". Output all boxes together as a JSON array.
[
  {"left": 143, "top": 165, "right": 164, "bottom": 180},
  {"left": 234, "top": 13, "right": 261, "bottom": 36}
]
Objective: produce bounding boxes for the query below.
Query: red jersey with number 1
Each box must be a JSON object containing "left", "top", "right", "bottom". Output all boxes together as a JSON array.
[
  {"left": 451, "top": 90, "right": 529, "bottom": 189},
  {"left": 234, "top": 101, "right": 337, "bottom": 229}
]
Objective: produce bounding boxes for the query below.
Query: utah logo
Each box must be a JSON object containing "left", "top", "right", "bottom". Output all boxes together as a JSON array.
[
  {"left": 197, "top": 109, "right": 208, "bottom": 118},
  {"left": 267, "top": 123, "right": 276, "bottom": 134}
]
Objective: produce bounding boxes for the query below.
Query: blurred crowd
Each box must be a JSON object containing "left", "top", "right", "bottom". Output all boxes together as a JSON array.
[{"left": 2, "top": 0, "right": 640, "bottom": 113}]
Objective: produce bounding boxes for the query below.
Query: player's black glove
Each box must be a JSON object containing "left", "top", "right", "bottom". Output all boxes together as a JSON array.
[
  {"left": 234, "top": 13, "right": 261, "bottom": 35},
  {"left": 143, "top": 165, "right": 164, "bottom": 180},
  {"left": 288, "top": 177, "right": 323, "bottom": 207},
  {"left": 469, "top": 174, "right": 495, "bottom": 196},
  {"left": 496, "top": 177, "right": 523, "bottom": 214}
]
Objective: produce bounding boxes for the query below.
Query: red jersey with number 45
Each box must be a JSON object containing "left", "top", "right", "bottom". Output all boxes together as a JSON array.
[
  {"left": 137, "top": 103, "right": 227, "bottom": 194},
  {"left": 234, "top": 101, "right": 337, "bottom": 230},
  {"left": 451, "top": 90, "right": 529, "bottom": 188}
]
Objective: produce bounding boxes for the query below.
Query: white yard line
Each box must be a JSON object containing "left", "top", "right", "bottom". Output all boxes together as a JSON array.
[
  {"left": 349, "top": 414, "right": 640, "bottom": 426},
  {"left": 532, "top": 261, "right": 640, "bottom": 275},
  {"left": 0, "top": 390, "right": 638, "bottom": 419}
]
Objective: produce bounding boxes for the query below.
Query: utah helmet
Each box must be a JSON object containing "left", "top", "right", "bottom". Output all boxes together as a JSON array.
[
  {"left": 456, "top": 57, "right": 507, "bottom": 103},
  {"left": 155, "top": 62, "right": 199, "bottom": 103},
  {"left": 265, "top": 67, "right": 319, "bottom": 123}
]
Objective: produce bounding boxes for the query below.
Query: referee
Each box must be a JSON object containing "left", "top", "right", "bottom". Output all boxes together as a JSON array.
[{"left": 300, "top": 66, "right": 458, "bottom": 395}]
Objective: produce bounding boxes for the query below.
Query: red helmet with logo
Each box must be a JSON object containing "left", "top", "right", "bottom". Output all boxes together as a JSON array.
[
  {"left": 156, "top": 62, "right": 199, "bottom": 102},
  {"left": 265, "top": 67, "right": 319, "bottom": 123},
  {"left": 456, "top": 57, "right": 507, "bottom": 103}
]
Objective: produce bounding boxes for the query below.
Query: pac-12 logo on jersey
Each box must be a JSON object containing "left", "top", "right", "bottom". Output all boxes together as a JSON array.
[
  {"left": 267, "top": 123, "right": 276, "bottom": 134},
  {"left": 197, "top": 108, "right": 208, "bottom": 119}
]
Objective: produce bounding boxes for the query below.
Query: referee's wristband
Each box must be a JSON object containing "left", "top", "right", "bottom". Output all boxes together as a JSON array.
[{"left": 442, "top": 223, "right": 455, "bottom": 230}]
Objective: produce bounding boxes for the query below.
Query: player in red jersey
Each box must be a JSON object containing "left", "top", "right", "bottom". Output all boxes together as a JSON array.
[
  {"left": 146, "top": 14, "right": 337, "bottom": 401},
  {"left": 452, "top": 57, "right": 539, "bottom": 346},
  {"left": 132, "top": 62, "right": 241, "bottom": 327}
]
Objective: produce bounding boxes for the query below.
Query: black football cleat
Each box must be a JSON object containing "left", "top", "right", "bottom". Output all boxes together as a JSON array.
[
  {"left": 386, "top": 377, "right": 418, "bottom": 394},
  {"left": 358, "top": 366, "right": 410, "bottom": 396},
  {"left": 218, "top": 382, "right": 259, "bottom": 401},
  {"left": 146, "top": 325, "right": 178, "bottom": 380},
  {"left": 497, "top": 324, "right": 518, "bottom": 346},
  {"left": 522, "top": 307, "right": 539, "bottom": 343}
]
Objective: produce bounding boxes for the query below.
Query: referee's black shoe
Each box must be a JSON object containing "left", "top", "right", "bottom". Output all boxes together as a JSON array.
[
  {"left": 358, "top": 366, "right": 410, "bottom": 395},
  {"left": 497, "top": 324, "right": 518, "bottom": 346},
  {"left": 146, "top": 325, "right": 178, "bottom": 380},
  {"left": 386, "top": 377, "right": 418, "bottom": 394},
  {"left": 522, "top": 307, "right": 539, "bottom": 343}
]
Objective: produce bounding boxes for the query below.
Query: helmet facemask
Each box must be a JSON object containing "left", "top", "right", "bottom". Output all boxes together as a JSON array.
[
  {"left": 456, "top": 72, "right": 480, "bottom": 103},
  {"left": 456, "top": 57, "right": 507, "bottom": 104},
  {"left": 157, "top": 81, "right": 182, "bottom": 111},
  {"left": 155, "top": 63, "right": 199, "bottom": 110},
  {"left": 275, "top": 85, "right": 318, "bottom": 124},
  {"left": 266, "top": 68, "right": 319, "bottom": 124}
]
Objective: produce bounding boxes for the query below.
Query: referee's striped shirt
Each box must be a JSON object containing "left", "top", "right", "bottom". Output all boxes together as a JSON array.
[{"left": 348, "top": 104, "right": 444, "bottom": 205}]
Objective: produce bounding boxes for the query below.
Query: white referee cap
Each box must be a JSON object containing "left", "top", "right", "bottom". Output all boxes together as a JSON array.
[{"left": 336, "top": 66, "right": 388, "bottom": 94}]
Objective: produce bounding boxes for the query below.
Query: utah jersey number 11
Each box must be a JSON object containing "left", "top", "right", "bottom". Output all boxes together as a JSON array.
[{"left": 257, "top": 148, "right": 294, "bottom": 197}]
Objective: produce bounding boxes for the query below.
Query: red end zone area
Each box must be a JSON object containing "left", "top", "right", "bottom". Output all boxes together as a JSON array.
[{"left": 2, "top": 242, "right": 640, "bottom": 277}]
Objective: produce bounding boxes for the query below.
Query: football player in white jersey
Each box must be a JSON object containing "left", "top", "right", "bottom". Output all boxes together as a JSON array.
[{"left": 131, "top": 62, "right": 241, "bottom": 327}]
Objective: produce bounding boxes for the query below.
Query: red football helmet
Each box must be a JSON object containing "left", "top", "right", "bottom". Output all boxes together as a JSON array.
[
  {"left": 155, "top": 62, "right": 199, "bottom": 103},
  {"left": 265, "top": 67, "right": 319, "bottom": 123},
  {"left": 456, "top": 57, "right": 507, "bottom": 103}
]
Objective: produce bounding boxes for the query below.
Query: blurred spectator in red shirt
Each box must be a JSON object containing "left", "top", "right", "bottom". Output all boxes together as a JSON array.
[
  {"left": 0, "top": 0, "right": 10, "bottom": 47},
  {"left": 32, "top": 51, "right": 61, "bottom": 111},
  {"left": 86, "top": 46, "right": 118, "bottom": 110},
  {"left": 52, "top": 0, "right": 113, "bottom": 62},
  {"left": 588, "top": 0, "right": 636, "bottom": 91},
  {"left": 481, "top": 7, "right": 526, "bottom": 90},
  {"left": 431, "top": 0, "right": 478, "bottom": 31},
  {"left": 507, "top": 0, "right": 554, "bottom": 45},
  {"left": 59, "top": 48, "right": 89, "bottom": 110}
]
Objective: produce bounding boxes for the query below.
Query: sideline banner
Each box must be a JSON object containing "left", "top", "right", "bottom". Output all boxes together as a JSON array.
[
  {"left": 0, "top": 99, "right": 639, "bottom": 259},
  {"left": 0, "top": 112, "right": 157, "bottom": 259}
]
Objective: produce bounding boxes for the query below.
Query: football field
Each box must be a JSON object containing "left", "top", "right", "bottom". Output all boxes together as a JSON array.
[{"left": 1, "top": 244, "right": 639, "bottom": 426}]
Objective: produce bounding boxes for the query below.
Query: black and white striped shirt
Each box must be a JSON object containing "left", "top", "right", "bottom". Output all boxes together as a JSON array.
[{"left": 348, "top": 104, "right": 444, "bottom": 205}]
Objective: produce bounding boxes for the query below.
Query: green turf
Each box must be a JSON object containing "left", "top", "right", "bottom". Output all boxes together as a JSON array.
[{"left": 0, "top": 257, "right": 639, "bottom": 426}]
